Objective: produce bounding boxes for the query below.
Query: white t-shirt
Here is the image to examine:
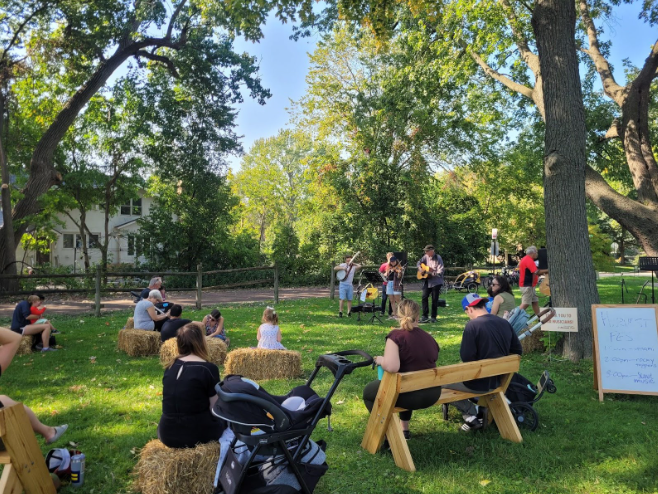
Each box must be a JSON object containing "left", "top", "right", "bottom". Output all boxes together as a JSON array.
[
  {"left": 134, "top": 299, "right": 155, "bottom": 330},
  {"left": 338, "top": 262, "right": 357, "bottom": 285}
]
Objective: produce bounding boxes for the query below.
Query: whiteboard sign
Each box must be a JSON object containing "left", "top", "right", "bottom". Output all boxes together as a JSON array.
[
  {"left": 542, "top": 308, "right": 578, "bottom": 332},
  {"left": 592, "top": 305, "right": 658, "bottom": 401}
]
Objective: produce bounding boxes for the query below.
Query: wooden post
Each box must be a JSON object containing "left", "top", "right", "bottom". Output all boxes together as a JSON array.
[
  {"left": 329, "top": 263, "right": 335, "bottom": 300},
  {"left": 273, "top": 264, "right": 279, "bottom": 304},
  {"left": 196, "top": 264, "right": 203, "bottom": 310},
  {"left": 95, "top": 264, "right": 102, "bottom": 317}
]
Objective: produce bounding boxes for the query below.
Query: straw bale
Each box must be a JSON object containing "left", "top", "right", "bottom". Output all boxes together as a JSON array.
[
  {"left": 17, "top": 336, "right": 33, "bottom": 355},
  {"left": 134, "top": 439, "right": 220, "bottom": 494},
  {"left": 117, "top": 329, "right": 161, "bottom": 357},
  {"left": 224, "top": 348, "right": 302, "bottom": 381},
  {"left": 521, "top": 329, "right": 545, "bottom": 354},
  {"left": 159, "top": 337, "right": 227, "bottom": 367},
  {"left": 124, "top": 317, "right": 135, "bottom": 329}
]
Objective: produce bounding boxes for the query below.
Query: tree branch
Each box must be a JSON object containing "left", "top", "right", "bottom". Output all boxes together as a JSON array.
[
  {"left": 599, "top": 119, "right": 620, "bottom": 141},
  {"left": 578, "top": 0, "right": 625, "bottom": 103},
  {"left": 632, "top": 38, "right": 658, "bottom": 90},
  {"left": 466, "top": 47, "right": 535, "bottom": 100},
  {"left": 136, "top": 50, "right": 180, "bottom": 77},
  {"left": 166, "top": 0, "right": 188, "bottom": 41},
  {"left": 498, "top": 0, "right": 540, "bottom": 73},
  {"left": 1, "top": 2, "right": 50, "bottom": 64}
]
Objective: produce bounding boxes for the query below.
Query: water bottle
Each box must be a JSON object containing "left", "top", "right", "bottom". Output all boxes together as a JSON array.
[{"left": 71, "top": 452, "right": 85, "bottom": 488}]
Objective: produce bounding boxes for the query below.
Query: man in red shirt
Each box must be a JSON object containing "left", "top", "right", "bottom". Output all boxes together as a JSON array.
[{"left": 518, "top": 246, "right": 548, "bottom": 316}]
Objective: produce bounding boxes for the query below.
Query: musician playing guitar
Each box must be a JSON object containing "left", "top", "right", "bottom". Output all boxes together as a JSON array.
[
  {"left": 416, "top": 245, "right": 444, "bottom": 323},
  {"left": 334, "top": 254, "right": 362, "bottom": 318}
]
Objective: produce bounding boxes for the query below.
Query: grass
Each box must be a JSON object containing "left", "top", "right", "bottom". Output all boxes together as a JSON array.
[{"left": 0, "top": 275, "right": 656, "bottom": 494}]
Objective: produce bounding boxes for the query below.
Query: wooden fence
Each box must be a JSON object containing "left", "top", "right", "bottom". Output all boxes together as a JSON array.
[{"left": 0, "top": 264, "right": 279, "bottom": 316}]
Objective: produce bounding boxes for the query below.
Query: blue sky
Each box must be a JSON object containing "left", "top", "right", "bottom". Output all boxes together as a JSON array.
[{"left": 228, "top": 6, "right": 657, "bottom": 169}]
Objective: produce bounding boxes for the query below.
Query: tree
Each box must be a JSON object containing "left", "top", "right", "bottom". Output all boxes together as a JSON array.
[{"left": 0, "top": 0, "right": 277, "bottom": 281}]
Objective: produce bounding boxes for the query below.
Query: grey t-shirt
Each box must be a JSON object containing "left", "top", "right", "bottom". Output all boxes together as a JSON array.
[{"left": 134, "top": 299, "right": 155, "bottom": 330}]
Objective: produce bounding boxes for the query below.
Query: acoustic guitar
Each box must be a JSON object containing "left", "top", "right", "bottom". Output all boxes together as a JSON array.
[{"left": 417, "top": 263, "right": 432, "bottom": 280}]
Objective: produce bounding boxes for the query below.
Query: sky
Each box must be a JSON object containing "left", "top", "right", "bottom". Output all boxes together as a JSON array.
[{"left": 227, "top": 5, "right": 657, "bottom": 170}]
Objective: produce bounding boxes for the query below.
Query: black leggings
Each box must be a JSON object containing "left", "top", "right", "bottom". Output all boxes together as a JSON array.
[{"left": 363, "top": 380, "right": 442, "bottom": 422}]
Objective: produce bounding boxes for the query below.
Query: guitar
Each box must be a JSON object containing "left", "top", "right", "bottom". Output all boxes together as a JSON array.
[
  {"left": 336, "top": 252, "right": 361, "bottom": 281},
  {"left": 417, "top": 263, "right": 432, "bottom": 280}
]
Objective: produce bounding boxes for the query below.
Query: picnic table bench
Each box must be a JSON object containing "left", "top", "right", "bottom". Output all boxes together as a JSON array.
[{"left": 361, "top": 354, "right": 522, "bottom": 472}]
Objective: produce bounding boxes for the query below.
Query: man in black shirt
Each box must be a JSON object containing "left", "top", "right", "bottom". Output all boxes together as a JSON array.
[
  {"left": 160, "top": 305, "right": 204, "bottom": 342},
  {"left": 446, "top": 293, "right": 522, "bottom": 431}
]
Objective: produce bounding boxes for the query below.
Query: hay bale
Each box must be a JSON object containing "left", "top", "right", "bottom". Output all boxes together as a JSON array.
[
  {"left": 17, "top": 336, "right": 33, "bottom": 355},
  {"left": 124, "top": 317, "right": 135, "bottom": 329},
  {"left": 118, "top": 329, "right": 161, "bottom": 357},
  {"left": 224, "top": 348, "right": 302, "bottom": 381},
  {"left": 160, "top": 337, "right": 227, "bottom": 367},
  {"left": 134, "top": 439, "right": 220, "bottom": 494},
  {"left": 521, "top": 329, "right": 546, "bottom": 354}
]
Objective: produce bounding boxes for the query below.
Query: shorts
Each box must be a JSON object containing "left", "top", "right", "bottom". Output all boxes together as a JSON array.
[
  {"left": 520, "top": 286, "right": 539, "bottom": 305},
  {"left": 213, "top": 334, "right": 227, "bottom": 341},
  {"left": 386, "top": 281, "right": 394, "bottom": 296},
  {"left": 339, "top": 283, "right": 354, "bottom": 301}
]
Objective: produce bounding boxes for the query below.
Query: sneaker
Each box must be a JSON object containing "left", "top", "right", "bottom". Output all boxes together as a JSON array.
[
  {"left": 51, "top": 329, "right": 61, "bottom": 335},
  {"left": 403, "top": 430, "right": 411, "bottom": 440},
  {"left": 430, "top": 318, "right": 438, "bottom": 323},
  {"left": 419, "top": 317, "right": 431, "bottom": 324},
  {"left": 41, "top": 347, "right": 58, "bottom": 352},
  {"left": 347, "top": 311, "right": 352, "bottom": 317},
  {"left": 460, "top": 419, "right": 483, "bottom": 432},
  {"left": 339, "top": 312, "right": 343, "bottom": 318}
]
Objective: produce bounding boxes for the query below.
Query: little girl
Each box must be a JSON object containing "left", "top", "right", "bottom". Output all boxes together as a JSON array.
[
  {"left": 257, "top": 307, "right": 285, "bottom": 350},
  {"left": 29, "top": 294, "right": 59, "bottom": 334}
]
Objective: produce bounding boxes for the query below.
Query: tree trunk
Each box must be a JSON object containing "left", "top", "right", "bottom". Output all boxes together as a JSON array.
[
  {"left": 0, "top": 93, "right": 18, "bottom": 290},
  {"left": 78, "top": 209, "right": 90, "bottom": 271},
  {"left": 618, "top": 228, "right": 625, "bottom": 265},
  {"left": 532, "top": 0, "right": 600, "bottom": 360}
]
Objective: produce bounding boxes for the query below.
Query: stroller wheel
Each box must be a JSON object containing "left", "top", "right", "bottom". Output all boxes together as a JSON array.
[
  {"left": 546, "top": 380, "right": 557, "bottom": 394},
  {"left": 510, "top": 403, "right": 539, "bottom": 432},
  {"left": 467, "top": 283, "right": 478, "bottom": 293},
  {"left": 442, "top": 403, "right": 449, "bottom": 421}
]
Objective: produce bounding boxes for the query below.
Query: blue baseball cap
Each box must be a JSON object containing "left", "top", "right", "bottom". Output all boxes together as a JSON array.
[{"left": 461, "top": 293, "right": 487, "bottom": 311}]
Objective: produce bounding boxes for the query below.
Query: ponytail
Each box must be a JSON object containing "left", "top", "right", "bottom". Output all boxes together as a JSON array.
[{"left": 397, "top": 299, "right": 420, "bottom": 331}]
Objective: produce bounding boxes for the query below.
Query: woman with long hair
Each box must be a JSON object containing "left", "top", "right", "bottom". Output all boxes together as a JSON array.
[
  {"left": 487, "top": 275, "right": 516, "bottom": 318},
  {"left": 158, "top": 324, "right": 225, "bottom": 448},
  {"left": 363, "top": 299, "right": 441, "bottom": 439}
]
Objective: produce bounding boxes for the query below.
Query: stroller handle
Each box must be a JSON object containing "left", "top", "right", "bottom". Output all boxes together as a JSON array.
[{"left": 315, "top": 350, "right": 374, "bottom": 378}]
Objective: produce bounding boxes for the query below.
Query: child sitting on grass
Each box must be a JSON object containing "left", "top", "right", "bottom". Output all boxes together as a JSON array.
[
  {"left": 202, "top": 309, "right": 230, "bottom": 347},
  {"left": 257, "top": 307, "right": 286, "bottom": 350}
]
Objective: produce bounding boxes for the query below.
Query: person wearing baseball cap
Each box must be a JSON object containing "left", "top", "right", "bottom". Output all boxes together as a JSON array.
[
  {"left": 444, "top": 293, "right": 522, "bottom": 432},
  {"left": 416, "top": 245, "right": 444, "bottom": 323}
]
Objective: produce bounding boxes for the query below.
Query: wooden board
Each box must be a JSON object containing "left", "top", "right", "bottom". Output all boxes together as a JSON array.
[{"left": 591, "top": 304, "right": 658, "bottom": 402}]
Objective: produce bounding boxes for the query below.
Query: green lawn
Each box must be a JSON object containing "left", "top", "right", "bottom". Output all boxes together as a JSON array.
[{"left": 0, "top": 276, "right": 656, "bottom": 494}]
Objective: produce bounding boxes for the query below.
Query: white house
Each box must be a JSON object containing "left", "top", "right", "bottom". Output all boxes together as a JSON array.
[{"left": 15, "top": 192, "right": 154, "bottom": 270}]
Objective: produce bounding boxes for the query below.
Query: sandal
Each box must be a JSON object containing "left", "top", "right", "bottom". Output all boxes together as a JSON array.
[{"left": 46, "top": 424, "right": 68, "bottom": 444}]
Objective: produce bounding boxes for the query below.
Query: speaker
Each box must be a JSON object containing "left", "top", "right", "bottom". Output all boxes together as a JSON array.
[
  {"left": 537, "top": 248, "right": 548, "bottom": 270},
  {"left": 392, "top": 251, "right": 408, "bottom": 266}
]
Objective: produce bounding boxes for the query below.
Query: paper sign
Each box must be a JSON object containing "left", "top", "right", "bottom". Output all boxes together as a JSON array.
[{"left": 542, "top": 308, "right": 578, "bottom": 332}]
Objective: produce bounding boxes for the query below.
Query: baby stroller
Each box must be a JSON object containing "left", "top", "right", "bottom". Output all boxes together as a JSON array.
[
  {"left": 212, "top": 350, "right": 373, "bottom": 494},
  {"left": 450, "top": 270, "right": 481, "bottom": 293},
  {"left": 505, "top": 370, "right": 557, "bottom": 431}
]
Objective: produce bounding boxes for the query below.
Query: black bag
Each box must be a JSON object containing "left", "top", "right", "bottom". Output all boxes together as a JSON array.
[
  {"left": 31, "top": 334, "right": 56, "bottom": 350},
  {"left": 505, "top": 373, "right": 537, "bottom": 403}
]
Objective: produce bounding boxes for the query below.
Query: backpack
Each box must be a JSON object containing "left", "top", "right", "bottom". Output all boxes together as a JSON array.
[{"left": 506, "top": 307, "right": 530, "bottom": 334}]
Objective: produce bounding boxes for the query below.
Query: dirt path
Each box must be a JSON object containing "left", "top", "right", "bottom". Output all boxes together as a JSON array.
[{"left": 0, "top": 283, "right": 424, "bottom": 317}]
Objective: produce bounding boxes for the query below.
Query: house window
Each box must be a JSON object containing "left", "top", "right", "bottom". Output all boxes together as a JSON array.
[
  {"left": 63, "top": 233, "right": 99, "bottom": 249},
  {"left": 121, "top": 198, "right": 142, "bottom": 216},
  {"left": 126, "top": 235, "right": 149, "bottom": 257},
  {"left": 127, "top": 234, "right": 135, "bottom": 256}
]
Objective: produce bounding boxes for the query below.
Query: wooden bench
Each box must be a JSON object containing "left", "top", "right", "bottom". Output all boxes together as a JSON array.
[
  {"left": 0, "top": 403, "right": 56, "bottom": 493},
  {"left": 361, "top": 355, "right": 522, "bottom": 472}
]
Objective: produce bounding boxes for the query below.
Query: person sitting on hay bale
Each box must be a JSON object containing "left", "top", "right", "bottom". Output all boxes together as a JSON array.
[
  {"left": 134, "top": 290, "right": 169, "bottom": 332},
  {"left": 160, "top": 305, "right": 205, "bottom": 343},
  {"left": 10, "top": 294, "right": 60, "bottom": 352},
  {"left": 29, "top": 293, "right": 60, "bottom": 335},
  {"left": 158, "top": 324, "right": 226, "bottom": 449},
  {"left": 0, "top": 326, "right": 68, "bottom": 443},
  {"left": 202, "top": 309, "right": 229, "bottom": 347},
  {"left": 257, "top": 306, "right": 286, "bottom": 350}
]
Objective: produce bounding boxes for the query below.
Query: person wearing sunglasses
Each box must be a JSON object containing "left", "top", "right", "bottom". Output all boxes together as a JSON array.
[
  {"left": 202, "top": 309, "right": 230, "bottom": 346},
  {"left": 486, "top": 276, "right": 516, "bottom": 318}
]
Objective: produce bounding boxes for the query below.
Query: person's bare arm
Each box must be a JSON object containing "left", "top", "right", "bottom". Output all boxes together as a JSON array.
[
  {"left": 257, "top": 326, "right": 262, "bottom": 341},
  {"left": 277, "top": 328, "right": 282, "bottom": 343},
  {"left": 147, "top": 306, "right": 168, "bottom": 321},
  {"left": 208, "top": 317, "right": 225, "bottom": 337},
  {"left": 538, "top": 269, "right": 549, "bottom": 275},
  {"left": 491, "top": 295, "right": 503, "bottom": 316},
  {"left": 0, "top": 327, "right": 22, "bottom": 373},
  {"left": 375, "top": 338, "right": 401, "bottom": 373}
]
